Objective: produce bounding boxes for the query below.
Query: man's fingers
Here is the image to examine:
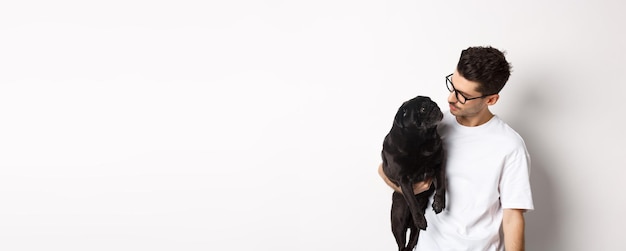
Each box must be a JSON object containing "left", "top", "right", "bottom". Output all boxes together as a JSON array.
[{"left": 413, "top": 179, "right": 433, "bottom": 194}]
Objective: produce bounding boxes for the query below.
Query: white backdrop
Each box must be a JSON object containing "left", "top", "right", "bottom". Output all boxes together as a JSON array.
[{"left": 1, "top": 1, "right": 625, "bottom": 250}]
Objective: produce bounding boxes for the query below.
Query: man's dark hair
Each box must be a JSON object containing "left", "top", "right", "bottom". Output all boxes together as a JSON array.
[{"left": 456, "top": 46, "right": 511, "bottom": 95}]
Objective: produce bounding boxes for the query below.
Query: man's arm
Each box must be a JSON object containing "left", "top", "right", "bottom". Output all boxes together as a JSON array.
[
  {"left": 503, "top": 208, "right": 526, "bottom": 251},
  {"left": 377, "top": 163, "right": 431, "bottom": 195}
]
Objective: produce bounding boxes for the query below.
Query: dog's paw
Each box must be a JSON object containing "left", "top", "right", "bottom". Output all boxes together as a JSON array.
[{"left": 432, "top": 197, "right": 445, "bottom": 214}]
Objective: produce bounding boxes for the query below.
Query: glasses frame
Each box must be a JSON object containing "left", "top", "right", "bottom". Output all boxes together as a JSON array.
[{"left": 445, "top": 73, "right": 496, "bottom": 104}]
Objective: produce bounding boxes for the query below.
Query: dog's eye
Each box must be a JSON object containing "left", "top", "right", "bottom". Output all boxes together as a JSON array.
[{"left": 420, "top": 107, "right": 425, "bottom": 113}]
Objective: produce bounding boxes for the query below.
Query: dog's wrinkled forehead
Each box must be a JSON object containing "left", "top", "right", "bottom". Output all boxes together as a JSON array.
[
  {"left": 395, "top": 96, "right": 443, "bottom": 129},
  {"left": 402, "top": 96, "right": 437, "bottom": 110}
]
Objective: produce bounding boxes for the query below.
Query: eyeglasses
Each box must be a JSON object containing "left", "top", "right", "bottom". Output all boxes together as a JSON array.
[{"left": 445, "top": 73, "right": 495, "bottom": 104}]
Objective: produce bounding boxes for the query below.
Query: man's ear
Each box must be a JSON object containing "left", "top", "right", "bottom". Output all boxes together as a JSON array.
[{"left": 486, "top": 94, "right": 499, "bottom": 106}]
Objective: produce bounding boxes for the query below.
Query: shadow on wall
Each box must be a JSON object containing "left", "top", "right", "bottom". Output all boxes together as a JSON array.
[{"left": 505, "top": 84, "right": 563, "bottom": 250}]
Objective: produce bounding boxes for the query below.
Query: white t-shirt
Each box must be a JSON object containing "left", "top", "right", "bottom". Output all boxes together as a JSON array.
[{"left": 414, "top": 111, "right": 534, "bottom": 251}]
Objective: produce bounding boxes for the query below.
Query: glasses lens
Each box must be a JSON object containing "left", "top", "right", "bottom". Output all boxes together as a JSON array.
[
  {"left": 446, "top": 75, "right": 466, "bottom": 104},
  {"left": 457, "top": 92, "right": 466, "bottom": 104}
]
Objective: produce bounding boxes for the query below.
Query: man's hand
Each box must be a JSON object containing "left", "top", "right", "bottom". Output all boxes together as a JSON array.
[
  {"left": 412, "top": 178, "right": 432, "bottom": 194},
  {"left": 378, "top": 163, "right": 432, "bottom": 195}
]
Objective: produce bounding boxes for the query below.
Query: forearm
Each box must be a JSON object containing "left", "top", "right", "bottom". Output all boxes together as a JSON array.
[
  {"left": 378, "top": 163, "right": 432, "bottom": 194},
  {"left": 378, "top": 163, "right": 402, "bottom": 193},
  {"left": 502, "top": 209, "right": 526, "bottom": 251}
]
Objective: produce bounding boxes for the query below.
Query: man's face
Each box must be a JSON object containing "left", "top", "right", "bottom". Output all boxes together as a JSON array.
[{"left": 447, "top": 71, "right": 489, "bottom": 117}]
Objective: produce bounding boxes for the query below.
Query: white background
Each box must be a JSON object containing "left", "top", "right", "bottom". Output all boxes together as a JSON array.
[{"left": 1, "top": 0, "right": 625, "bottom": 250}]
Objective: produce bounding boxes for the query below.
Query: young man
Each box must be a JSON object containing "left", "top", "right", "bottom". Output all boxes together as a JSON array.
[{"left": 378, "top": 46, "right": 534, "bottom": 251}]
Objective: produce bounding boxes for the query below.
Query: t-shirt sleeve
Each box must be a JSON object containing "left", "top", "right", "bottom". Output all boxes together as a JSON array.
[{"left": 499, "top": 141, "right": 534, "bottom": 210}]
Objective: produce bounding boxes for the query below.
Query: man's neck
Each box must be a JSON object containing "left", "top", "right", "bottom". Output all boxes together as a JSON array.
[{"left": 455, "top": 110, "right": 494, "bottom": 127}]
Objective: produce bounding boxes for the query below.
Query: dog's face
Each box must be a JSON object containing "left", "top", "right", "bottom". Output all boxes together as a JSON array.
[{"left": 394, "top": 96, "right": 443, "bottom": 130}]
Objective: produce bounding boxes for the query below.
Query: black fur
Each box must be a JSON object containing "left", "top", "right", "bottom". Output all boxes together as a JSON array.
[{"left": 381, "top": 96, "right": 446, "bottom": 251}]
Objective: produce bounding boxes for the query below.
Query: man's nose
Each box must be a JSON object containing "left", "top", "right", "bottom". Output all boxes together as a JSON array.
[{"left": 447, "top": 91, "right": 458, "bottom": 103}]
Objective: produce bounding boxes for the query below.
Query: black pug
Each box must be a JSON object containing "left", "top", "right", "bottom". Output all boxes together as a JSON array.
[{"left": 381, "top": 95, "right": 446, "bottom": 251}]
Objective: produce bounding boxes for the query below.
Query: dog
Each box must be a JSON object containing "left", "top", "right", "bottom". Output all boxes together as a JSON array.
[{"left": 381, "top": 95, "right": 446, "bottom": 251}]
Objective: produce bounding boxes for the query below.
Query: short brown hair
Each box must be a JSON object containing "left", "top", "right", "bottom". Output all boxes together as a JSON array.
[{"left": 456, "top": 46, "right": 511, "bottom": 95}]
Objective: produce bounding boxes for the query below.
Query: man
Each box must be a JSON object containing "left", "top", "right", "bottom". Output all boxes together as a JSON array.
[{"left": 378, "top": 46, "right": 534, "bottom": 251}]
